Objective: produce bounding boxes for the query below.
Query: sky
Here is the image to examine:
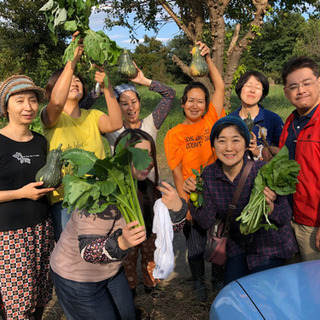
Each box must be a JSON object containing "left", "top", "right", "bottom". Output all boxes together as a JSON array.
[{"left": 89, "top": 10, "right": 181, "bottom": 50}]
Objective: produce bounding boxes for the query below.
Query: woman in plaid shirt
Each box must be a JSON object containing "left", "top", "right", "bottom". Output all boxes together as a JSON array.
[{"left": 185, "top": 116, "right": 298, "bottom": 285}]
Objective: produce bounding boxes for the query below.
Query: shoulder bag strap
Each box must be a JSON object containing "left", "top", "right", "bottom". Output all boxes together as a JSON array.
[{"left": 222, "top": 160, "right": 254, "bottom": 236}]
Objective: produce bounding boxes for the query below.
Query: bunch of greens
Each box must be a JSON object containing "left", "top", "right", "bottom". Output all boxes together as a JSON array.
[
  {"left": 189, "top": 165, "right": 205, "bottom": 209},
  {"left": 39, "top": 0, "right": 122, "bottom": 85},
  {"left": 236, "top": 146, "right": 300, "bottom": 235},
  {"left": 60, "top": 135, "right": 152, "bottom": 226}
]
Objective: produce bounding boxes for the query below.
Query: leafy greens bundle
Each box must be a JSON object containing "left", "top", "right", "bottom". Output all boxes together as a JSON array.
[
  {"left": 236, "top": 146, "right": 300, "bottom": 235},
  {"left": 60, "top": 135, "right": 152, "bottom": 227},
  {"left": 39, "top": 0, "right": 122, "bottom": 80}
]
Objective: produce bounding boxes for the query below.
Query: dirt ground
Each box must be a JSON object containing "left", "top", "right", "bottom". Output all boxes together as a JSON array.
[{"left": 42, "top": 232, "right": 219, "bottom": 320}]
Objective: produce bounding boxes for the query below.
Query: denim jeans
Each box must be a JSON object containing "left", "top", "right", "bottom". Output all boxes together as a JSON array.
[
  {"left": 224, "top": 253, "right": 284, "bottom": 285},
  {"left": 50, "top": 201, "right": 71, "bottom": 242},
  {"left": 51, "top": 268, "right": 136, "bottom": 320}
]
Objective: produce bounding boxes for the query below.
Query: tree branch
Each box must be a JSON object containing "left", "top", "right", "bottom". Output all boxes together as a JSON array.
[
  {"left": 158, "top": 0, "right": 194, "bottom": 40},
  {"left": 227, "top": 23, "right": 240, "bottom": 57}
]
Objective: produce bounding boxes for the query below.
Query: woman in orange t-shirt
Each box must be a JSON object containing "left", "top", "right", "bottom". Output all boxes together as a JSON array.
[{"left": 164, "top": 42, "right": 225, "bottom": 301}]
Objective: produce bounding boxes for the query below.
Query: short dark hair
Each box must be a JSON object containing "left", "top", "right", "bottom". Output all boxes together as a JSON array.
[
  {"left": 114, "top": 129, "right": 159, "bottom": 186},
  {"left": 282, "top": 56, "right": 320, "bottom": 85},
  {"left": 235, "top": 71, "right": 269, "bottom": 102},
  {"left": 181, "top": 81, "right": 210, "bottom": 113},
  {"left": 45, "top": 68, "right": 87, "bottom": 106}
]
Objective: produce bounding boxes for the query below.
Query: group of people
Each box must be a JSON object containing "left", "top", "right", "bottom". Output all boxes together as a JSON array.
[{"left": 0, "top": 29, "right": 320, "bottom": 319}]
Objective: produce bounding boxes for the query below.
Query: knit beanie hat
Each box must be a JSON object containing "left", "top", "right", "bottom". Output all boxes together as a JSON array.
[
  {"left": 113, "top": 83, "right": 140, "bottom": 101},
  {"left": 0, "top": 75, "right": 47, "bottom": 117},
  {"left": 210, "top": 115, "right": 251, "bottom": 147}
]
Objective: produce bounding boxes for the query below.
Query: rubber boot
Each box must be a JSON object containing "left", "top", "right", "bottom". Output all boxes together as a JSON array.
[
  {"left": 188, "top": 258, "right": 207, "bottom": 302},
  {"left": 211, "top": 263, "right": 224, "bottom": 291}
]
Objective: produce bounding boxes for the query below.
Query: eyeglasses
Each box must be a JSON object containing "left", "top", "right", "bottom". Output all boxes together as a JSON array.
[
  {"left": 286, "top": 78, "right": 318, "bottom": 92},
  {"left": 243, "top": 83, "right": 263, "bottom": 91}
]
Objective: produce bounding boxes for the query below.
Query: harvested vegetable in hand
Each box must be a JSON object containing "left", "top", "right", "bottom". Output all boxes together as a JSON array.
[
  {"left": 35, "top": 143, "right": 63, "bottom": 188},
  {"left": 236, "top": 146, "right": 300, "bottom": 235},
  {"left": 59, "top": 135, "right": 152, "bottom": 227},
  {"left": 243, "top": 112, "right": 254, "bottom": 138},
  {"left": 39, "top": 0, "right": 122, "bottom": 86},
  {"left": 190, "top": 165, "right": 205, "bottom": 209}
]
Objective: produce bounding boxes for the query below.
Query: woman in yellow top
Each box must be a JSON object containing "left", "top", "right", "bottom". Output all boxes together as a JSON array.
[
  {"left": 164, "top": 41, "right": 225, "bottom": 301},
  {"left": 41, "top": 32, "right": 122, "bottom": 242}
]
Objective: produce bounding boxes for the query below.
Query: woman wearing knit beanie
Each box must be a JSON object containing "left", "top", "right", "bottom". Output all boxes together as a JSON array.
[
  {"left": 184, "top": 116, "right": 298, "bottom": 286},
  {"left": 0, "top": 75, "right": 55, "bottom": 319}
]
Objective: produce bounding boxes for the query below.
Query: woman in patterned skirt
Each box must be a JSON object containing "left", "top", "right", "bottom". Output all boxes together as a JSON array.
[{"left": 0, "top": 76, "right": 55, "bottom": 319}]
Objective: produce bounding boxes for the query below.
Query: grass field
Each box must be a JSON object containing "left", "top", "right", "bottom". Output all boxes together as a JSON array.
[{"left": 93, "top": 83, "right": 295, "bottom": 179}]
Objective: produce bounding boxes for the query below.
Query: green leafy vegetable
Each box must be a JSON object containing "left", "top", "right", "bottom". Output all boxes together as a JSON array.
[
  {"left": 60, "top": 135, "right": 152, "bottom": 227},
  {"left": 236, "top": 146, "right": 300, "bottom": 235},
  {"left": 39, "top": 0, "right": 123, "bottom": 86}
]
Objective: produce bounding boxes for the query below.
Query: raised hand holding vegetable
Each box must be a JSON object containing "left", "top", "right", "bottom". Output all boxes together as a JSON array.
[{"left": 39, "top": 0, "right": 122, "bottom": 77}]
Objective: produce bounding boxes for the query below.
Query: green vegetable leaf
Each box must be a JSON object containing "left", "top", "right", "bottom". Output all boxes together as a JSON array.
[
  {"left": 60, "top": 148, "right": 98, "bottom": 176},
  {"left": 64, "top": 20, "right": 78, "bottom": 31},
  {"left": 62, "top": 35, "right": 81, "bottom": 63},
  {"left": 238, "top": 146, "right": 300, "bottom": 235},
  {"left": 127, "top": 146, "right": 151, "bottom": 171},
  {"left": 39, "top": 0, "right": 55, "bottom": 12},
  {"left": 192, "top": 168, "right": 200, "bottom": 177},
  {"left": 58, "top": 135, "right": 149, "bottom": 226}
]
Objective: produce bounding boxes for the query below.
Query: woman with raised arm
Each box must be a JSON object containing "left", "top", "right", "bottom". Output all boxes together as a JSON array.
[
  {"left": 164, "top": 41, "right": 225, "bottom": 301},
  {"left": 41, "top": 31, "right": 123, "bottom": 242},
  {"left": 105, "top": 63, "right": 176, "bottom": 158}
]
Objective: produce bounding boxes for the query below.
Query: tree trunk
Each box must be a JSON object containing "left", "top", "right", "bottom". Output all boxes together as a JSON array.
[{"left": 164, "top": 0, "right": 270, "bottom": 110}]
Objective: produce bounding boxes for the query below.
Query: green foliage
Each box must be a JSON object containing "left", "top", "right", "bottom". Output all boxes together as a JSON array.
[
  {"left": 0, "top": 0, "right": 67, "bottom": 82},
  {"left": 40, "top": 0, "right": 122, "bottom": 87},
  {"left": 236, "top": 146, "right": 300, "bottom": 235},
  {"left": 240, "top": 11, "right": 306, "bottom": 83},
  {"left": 26, "top": 44, "right": 64, "bottom": 88},
  {"left": 292, "top": 18, "right": 320, "bottom": 62},
  {"left": 132, "top": 36, "right": 170, "bottom": 83},
  {"left": 39, "top": 0, "right": 99, "bottom": 43},
  {"left": 60, "top": 135, "right": 152, "bottom": 226}
]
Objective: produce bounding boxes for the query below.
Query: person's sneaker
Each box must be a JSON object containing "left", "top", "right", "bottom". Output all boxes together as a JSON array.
[{"left": 193, "top": 280, "right": 207, "bottom": 302}]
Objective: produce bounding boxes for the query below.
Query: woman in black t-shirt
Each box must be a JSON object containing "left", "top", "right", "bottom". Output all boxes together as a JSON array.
[{"left": 0, "top": 75, "right": 55, "bottom": 319}]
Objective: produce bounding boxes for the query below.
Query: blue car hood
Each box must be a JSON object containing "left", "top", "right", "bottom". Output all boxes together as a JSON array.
[{"left": 211, "top": 260, "right": 320, "bottom": 320}]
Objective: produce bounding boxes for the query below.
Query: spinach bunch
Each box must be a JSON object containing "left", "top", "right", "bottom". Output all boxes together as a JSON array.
[
  {"left": 60, "top": 135, "right": 152, "bottom": 227},
  {"left": 236, "top": 146, "right": 300, "bottom": 235}
]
